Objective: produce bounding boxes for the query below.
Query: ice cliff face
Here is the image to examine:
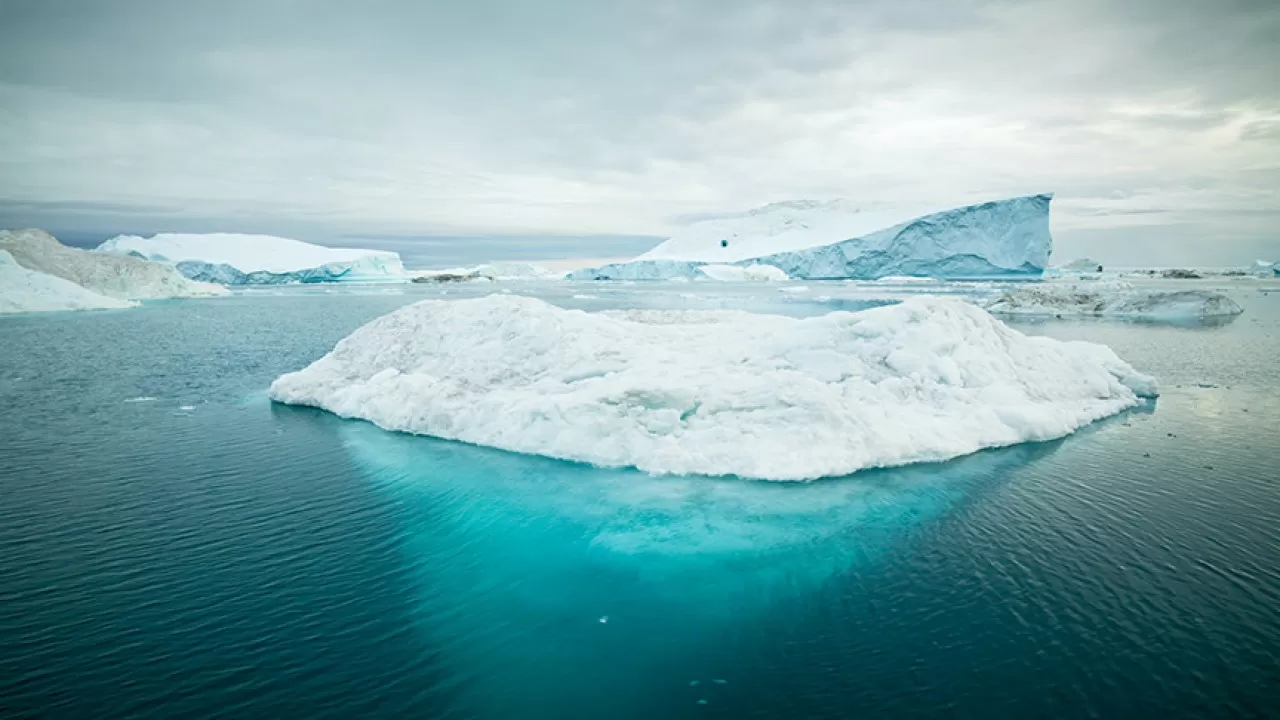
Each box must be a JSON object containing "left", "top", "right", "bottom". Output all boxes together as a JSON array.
[
  {"left": 270, "top": 293, "right": 1155, "bottom": 481},
  {"left": 0, "top": 250, "right": 138, "bottom": 314},
  {"left": 96, "top": 233, "right": 406, "bottom": 285},
  {"left": 570, "top": 195, "right": 1053, "bottom": 280},
  {"left": 0, "top": 229, "right": 226, "bottom": 300}
]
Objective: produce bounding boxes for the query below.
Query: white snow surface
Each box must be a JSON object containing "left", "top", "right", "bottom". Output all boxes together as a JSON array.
[
  {"left": 696, "top": 264, "right": 790, "bottom": 282},
  {"left": 572, "top": 194, "right": 1053, "bottom": 281},
  {"left": 641, "top": 199, "right": 938, "bottom": 263},
  {"left": 0, "top": 250, "right": 138, "bottom": 314},
  {"left": 1, "top": 229, "right": 226, "bottom": 300},
  {"left": 96, "top": 232, "right": 405, "bottom": 276},
  {"left": 269, "top": 294, "right": 1157, "bottom": 481},
  {"left": 986, "top": 283, "right": 1244, "bottom": 319}
]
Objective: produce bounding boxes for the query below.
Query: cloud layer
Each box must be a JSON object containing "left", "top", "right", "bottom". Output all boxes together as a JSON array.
[{"left": 1, "top": 0, "right": 1277, "bottom": 264}]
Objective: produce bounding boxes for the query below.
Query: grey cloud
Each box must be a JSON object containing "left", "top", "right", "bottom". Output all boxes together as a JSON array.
[{"left": 1, "top": 0, "right": 1278, "bottom": 264}]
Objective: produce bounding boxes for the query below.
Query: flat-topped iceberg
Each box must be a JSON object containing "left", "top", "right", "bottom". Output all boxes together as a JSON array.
[
  {"left": 570, "top": 194, "right": 1053, "bottom": 281},
  {"left": 987, "top": 283, "right": 1243, "bottom": 320},
  {"left": 1, "top": 229, "right": 225, "bottom": 300},
  {"left": 270, "top": 294, "right": 1155, "bottom": 481},
  {"left": 96, "top": 232, "right": 406, "bottom": 285},
  {"left": 1, "top": 250, "right": 138, "bottom": 314}
]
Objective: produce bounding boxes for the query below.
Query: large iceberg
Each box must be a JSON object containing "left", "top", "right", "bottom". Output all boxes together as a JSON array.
[
  {"left": 96, "top": 233, "right": 406, "bottom": 285},
  {"left": 270, "top": 294, "right": 1155, "bottom": 481},
  {"left": 1, "top": 229, "right": 225, "bottom": 300},
  {"left": 570, "top": 194, "right": 1053, "bottom": 281},
  {"left": 986, "top": 283, "right": 1244, "bottom": 320},
  {"left": 0, "top": 250, "right": 138, "bottom": 314}
]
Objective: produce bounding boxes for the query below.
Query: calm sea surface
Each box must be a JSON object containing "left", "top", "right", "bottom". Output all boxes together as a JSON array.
[{"left": 2, "top": 279, "right": 1279, "bottom": 718}]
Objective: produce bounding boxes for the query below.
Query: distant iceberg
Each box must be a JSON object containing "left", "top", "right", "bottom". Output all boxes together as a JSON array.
[
  {"left": 0, "top": 250, "right": 138, "bottom": 314},
  {"left": 986, "top": 283, "right": 1243, "bottom": 320},
  {"left": 1, "top": 229, "right": 225, "bottom": 300},
  {"left": 570, "top": 194, "right": 1053, "bottom": 281},
  {"left": 270, "top": 294, "right": 1155, "bottom": 481},
  {"left": 96, "top": 233, "right": 406, "bottom": 285},
  {"left": 1057, "top": 257, "right": 1104, "bottom": 274},
  {"left": 696, "top": 264, "right": 790, "bottom": 282}
]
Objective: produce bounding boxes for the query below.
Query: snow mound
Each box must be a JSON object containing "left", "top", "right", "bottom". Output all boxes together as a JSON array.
[
  {"left": 0, "top": 250, "right": 138, "bottom": 314},
  {"left": 986, "top": 283, "right": 1243, "bottom": 319},
  {"left": 570, "top": 195, "right": 1052, "bottom": 281},
  {"left": 96, "top": 233, "right": 405, "bottom": 284},
  {"left": 1, "top": 229, "right": 226, "bottom": 299},
  {"left": 269, "top": 294, "right": 1156, "bottom": 481},
  {"left": 696, "top": 264, "right": 789, "bottom": 282}
]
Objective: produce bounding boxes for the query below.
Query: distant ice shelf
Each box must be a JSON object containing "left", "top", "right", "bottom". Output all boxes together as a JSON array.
[
  {"left": 96, "top": 232, "right": 406, "bottom": 285},
  {"left": 570, "top": 194, "right": 1053, "bottom": 281},
  {"left": 986, "top": 283, "right": 1244, "bottom": 320},
  {"left": 270, "top": 294, "right": 1155, "bottom": 481}
]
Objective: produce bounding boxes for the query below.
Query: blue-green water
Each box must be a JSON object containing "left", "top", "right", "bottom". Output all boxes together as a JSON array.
[{"left": 2, "top": 283, "right": 1279, "bottom": 718}]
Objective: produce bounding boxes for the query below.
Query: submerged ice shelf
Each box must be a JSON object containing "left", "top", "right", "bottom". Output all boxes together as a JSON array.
[{"left": 270, "top": 294, "right": 1156, "bottom": 480}]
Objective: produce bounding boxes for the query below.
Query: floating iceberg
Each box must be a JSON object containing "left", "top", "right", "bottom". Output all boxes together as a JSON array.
[
  {"left": 96, "top": 233, "right": 406, "bottom": 285},
  {"left": 986, "top": 283, "right": 1243, "bottom": 320},
  {"left": 411, "top": 262, "right": 565, "bottom": 283},
  {"left": 270, "top": 294, "right": 1155, "bottom": 481},
  {"left": 0, "top": 250, "right": 138, "bottom": 314},
  {"left": 1058, "top": 257, "right": 1104, "bottom": 274},
  {"left": 1, "top": 229, "right": 225, "bottom": 300},
  {"left": 696, "top": 264, "right": 790, "bottom": 282},
  {"left": 570, "top": 195, "right": 1053, "bottom": 281}
]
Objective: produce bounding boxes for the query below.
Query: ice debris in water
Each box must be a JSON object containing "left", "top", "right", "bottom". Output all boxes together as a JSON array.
[
  {"left": 270, "top": 294, "right": 1157, "bottom": 481},
  {"left": 986, "top": 282, "right": 1243, "bottom": 319}
]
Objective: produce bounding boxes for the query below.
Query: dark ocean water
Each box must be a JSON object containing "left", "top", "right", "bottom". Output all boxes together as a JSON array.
[{"left": 2, "top": 282, "right": 1279, "bottom": 718}]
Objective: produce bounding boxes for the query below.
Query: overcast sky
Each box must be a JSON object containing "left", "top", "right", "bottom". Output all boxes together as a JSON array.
[{"left": 1, "top": 0, "right": 1278, "bottom": 265}]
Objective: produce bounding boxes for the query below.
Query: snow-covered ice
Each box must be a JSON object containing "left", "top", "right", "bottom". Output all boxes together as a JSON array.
[
  {"left": 270, "top": 294, "right": 1156, "bottom": 481},
  {"left": 0, "top": 250, "right": 138, "bottom": 314},
  {"left": 696, "top": 264, "right": 790, "bottom": 282},
  {"left": 1, "top": 229, "right": 226, "bottom": 300},
  {"left": 1055, "top": 257, "right": 1105, "bottom": 275},
  {"left": 986, "top": 283, "right": 1243, "bottom": 320},
  {"left": 570, "top": 195, "right": 1053, "bottom": 281},
  {"left": 96, "top": 232, "right": 406, "bottom": 284}
]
